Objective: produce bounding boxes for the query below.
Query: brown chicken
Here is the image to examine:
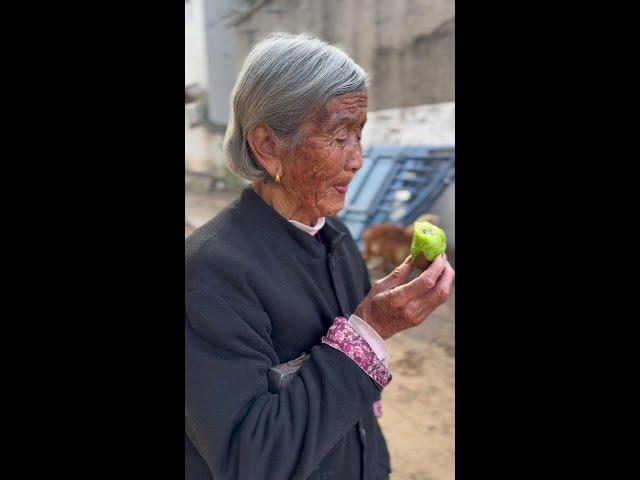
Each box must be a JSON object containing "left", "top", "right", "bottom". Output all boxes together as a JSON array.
[{"left": 362, "top": 214, "right": 440, "bottom": 274}]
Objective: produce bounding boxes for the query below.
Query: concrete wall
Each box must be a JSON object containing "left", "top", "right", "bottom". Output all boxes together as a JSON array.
[{"left": 233, "top": 0, "right": 454, "bottom": 111}]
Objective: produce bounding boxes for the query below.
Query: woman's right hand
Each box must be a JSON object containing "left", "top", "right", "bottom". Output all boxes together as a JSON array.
[{"left": 354, "top": 254, "right": 455, "bottom": 339}]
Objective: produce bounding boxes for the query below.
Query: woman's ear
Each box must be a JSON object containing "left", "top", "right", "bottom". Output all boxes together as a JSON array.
[{"left": 247, "top": 123, "right": 281, "bottom": 179}]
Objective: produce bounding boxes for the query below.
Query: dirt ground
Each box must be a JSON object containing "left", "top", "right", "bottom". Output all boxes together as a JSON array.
[{"left": 186, "top": 189, "right": 455, "bottom": 480}]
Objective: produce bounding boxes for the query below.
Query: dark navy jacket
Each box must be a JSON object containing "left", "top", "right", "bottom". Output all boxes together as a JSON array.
[{"left": 185, "top": 187, "right": 391, "bottom": 479}]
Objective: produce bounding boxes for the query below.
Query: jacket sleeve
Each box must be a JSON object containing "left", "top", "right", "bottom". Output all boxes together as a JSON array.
[
  {"left": 359, "top": 245, "right": 373, "bottom": 295},
  {"left": 185, "top": 289, "right": 382, "bottom": 480}
]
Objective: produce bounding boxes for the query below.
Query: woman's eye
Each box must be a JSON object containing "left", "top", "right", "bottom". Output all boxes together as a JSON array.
[{"left": 335, "top": 138, "right": 347, "bottom": 145}]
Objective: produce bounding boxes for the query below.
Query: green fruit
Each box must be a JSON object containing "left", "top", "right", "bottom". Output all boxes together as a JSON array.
[{"left": 410, "top": 221, "right": 447, "bottom": 267}]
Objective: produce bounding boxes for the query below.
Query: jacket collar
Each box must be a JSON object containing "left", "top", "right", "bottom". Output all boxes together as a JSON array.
[{"left": 234, "top": 187, "right": 347, "bottom": 258}]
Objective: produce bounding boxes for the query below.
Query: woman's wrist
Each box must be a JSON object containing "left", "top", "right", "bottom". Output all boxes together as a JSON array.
[
  {"left": 321, "top": 316, "right": 392, "bottom": 388},
  {"left": 354, "top": 303, "right": 392, "bottom": 340}
]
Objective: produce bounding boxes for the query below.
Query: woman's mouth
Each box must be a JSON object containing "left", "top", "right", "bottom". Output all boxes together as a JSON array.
[{"left": 333, "top": 185, "right": 348, "bottom": 194}]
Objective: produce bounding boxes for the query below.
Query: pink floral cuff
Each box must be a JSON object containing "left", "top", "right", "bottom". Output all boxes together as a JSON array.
[{"left": 321, "top": 316, "right": 392, "bottom": 388}]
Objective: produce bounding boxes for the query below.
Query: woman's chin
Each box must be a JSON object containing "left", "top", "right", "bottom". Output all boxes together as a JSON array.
[
  {"left": 323, "top": 202, "right": 344, "bottom": 217},
  {"left": 313, "top": 191, "right": 346, "bottom": 218}
]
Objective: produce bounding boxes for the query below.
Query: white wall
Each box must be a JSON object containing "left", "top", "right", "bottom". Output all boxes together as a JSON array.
[
  {"left": 185, "top": 0, "right": 209, "bottom": 88},
  {"left": 185, "top": 123, "right": 227, "bottom": 176},
  {"left": 361, "top": 102, "right": 455, "bottom": 149},
  {"left": 202, "top": 0, "right": 238, "bottom": 125}
]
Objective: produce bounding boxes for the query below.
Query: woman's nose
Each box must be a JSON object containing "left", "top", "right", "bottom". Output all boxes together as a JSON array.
[{"left": 346, "top": 140, "right": 363, "bottom": 172}]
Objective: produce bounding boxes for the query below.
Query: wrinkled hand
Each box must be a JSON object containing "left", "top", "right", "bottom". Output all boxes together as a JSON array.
[{"left": 354, "top": 254, "right": 455, "bottom": 339}]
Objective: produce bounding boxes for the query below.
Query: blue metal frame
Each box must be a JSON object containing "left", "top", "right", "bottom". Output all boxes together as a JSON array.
[{"left": 338, "top": 145, "right": 455, "bottom": 248}]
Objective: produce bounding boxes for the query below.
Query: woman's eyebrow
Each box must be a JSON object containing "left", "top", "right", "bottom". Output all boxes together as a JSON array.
[{"left": 327, "top": 114, "right": 367, "bottom": 130}]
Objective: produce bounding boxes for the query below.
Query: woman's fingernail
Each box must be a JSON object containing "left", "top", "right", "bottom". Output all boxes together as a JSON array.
[{"left": 403, "top": 255, "right": 412, "bottom": 264}]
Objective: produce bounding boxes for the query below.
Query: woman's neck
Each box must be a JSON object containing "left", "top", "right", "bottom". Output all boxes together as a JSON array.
[{"left": 252, "top": 182, "right": 317, "bottom": 227}]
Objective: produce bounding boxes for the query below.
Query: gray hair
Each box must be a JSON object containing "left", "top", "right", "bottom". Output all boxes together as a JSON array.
[{"left": 223, "top": 32, "right": 368, "bottom": 183}]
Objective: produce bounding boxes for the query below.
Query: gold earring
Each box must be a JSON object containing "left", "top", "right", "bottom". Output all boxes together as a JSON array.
[{"left": 275, "top": 173, "right": 281, "bottom": 184}]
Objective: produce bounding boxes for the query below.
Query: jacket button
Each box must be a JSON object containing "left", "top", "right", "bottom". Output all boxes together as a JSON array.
[{"left": 359, "top": 426, "right": 366, "bottom": 441}]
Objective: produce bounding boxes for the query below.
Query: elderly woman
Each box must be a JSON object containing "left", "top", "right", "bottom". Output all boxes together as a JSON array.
[{"left": 185, "top": 33, "right": 455, "bottom": 480}]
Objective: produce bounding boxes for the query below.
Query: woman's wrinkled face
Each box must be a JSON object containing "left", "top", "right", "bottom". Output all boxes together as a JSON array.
[{"left": 279, "top": 90, "right": 368, "bottom": 222}]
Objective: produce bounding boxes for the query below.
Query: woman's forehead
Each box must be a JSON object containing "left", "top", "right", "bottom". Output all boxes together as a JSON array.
[
  {"left": 317, "top": 91, "right": 368, "bottom": 128},
  {"left": 327, "top": 90, "right": 368, "bottom": 112}
]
